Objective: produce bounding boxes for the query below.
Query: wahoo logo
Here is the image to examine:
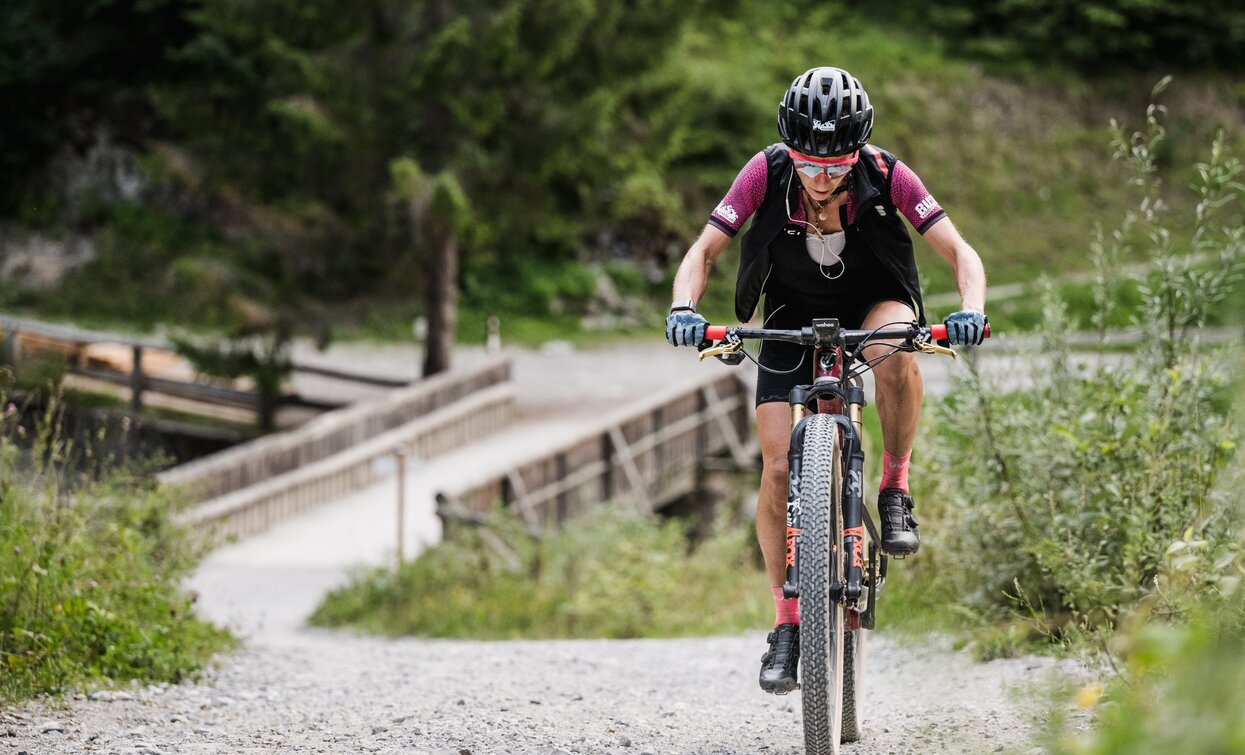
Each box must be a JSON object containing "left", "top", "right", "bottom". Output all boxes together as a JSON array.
[
  {"left": 812, "top": 119, "right": 836, "bottom": 132},
  {"left": 715, "top": 202, "right": 739, "bottom": 224},
  {"left": 914, "top": 195, "right": 938, "bottom": 219}
]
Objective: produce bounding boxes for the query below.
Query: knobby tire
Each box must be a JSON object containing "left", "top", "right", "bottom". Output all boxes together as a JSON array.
[
  {"left": 841, "top": 590, "right": 865, "bottom": 742},
  {"left": 797, "top": 414, "right": 847, "bottom": 755}
]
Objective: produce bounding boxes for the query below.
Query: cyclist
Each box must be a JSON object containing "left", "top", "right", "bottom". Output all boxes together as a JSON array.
[{"left": 665, "top": 66, "right": 987, "bottom": 694}]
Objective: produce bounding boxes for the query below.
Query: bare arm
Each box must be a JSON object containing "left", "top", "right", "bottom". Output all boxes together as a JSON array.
[
  {"left": 922, "top": 218, "right": 987, "bottom": 313},
  {"left": 671, "top": 224, "right": 734, "bottom": 307}
]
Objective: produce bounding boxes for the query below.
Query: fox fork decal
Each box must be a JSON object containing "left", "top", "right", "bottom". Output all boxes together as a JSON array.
[
  {"left": 783, "top": 438, "right": 804, "bottom": 600},
  {"left": 783, "top": 410, "right": 810, "bottom": 599}
]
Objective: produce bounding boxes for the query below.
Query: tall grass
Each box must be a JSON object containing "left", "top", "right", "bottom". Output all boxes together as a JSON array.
[
  {"left": 311, "top": 505, "right": 772, "bottom": 639},
  {"left": 0, "top": 380, "right": 233, "bottom": 703},
  {"left": 907, "top": 87, "right": 1243, "bottom": 656}
]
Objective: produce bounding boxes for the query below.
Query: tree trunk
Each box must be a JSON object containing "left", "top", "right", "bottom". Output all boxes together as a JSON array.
[{"left": 422, "top": 232, "right": 458, "bottom": 377}]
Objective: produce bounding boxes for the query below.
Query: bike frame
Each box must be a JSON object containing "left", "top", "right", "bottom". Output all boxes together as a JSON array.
[{"left": 780, "top": 319, "right": 874, "bottom": 622}]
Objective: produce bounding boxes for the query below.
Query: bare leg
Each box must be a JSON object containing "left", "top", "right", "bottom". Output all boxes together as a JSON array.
[
  {"left": 757, "top": 401, "right": 804, "bottom": 693},
  {"left": 859, "top": 300, "right": 922, "bottom": 456},
  {"left": 756, "top": 402, "right": 796, "bottom": 588}
]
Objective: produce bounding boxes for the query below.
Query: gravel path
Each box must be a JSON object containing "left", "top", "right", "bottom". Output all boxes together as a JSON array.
[
  {"left": 4, "top": 631, "right": 1081, "bottom": 755},
  {"left": 2, "top": 339, "right": 1088, "bottom": 754}
]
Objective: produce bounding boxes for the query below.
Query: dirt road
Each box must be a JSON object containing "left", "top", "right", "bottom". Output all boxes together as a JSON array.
[{"left": 5, "top": 629, "right": 1081, "bottom": 754}]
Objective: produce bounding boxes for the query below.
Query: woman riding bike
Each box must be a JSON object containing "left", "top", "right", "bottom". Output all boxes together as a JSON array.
[{"left": 665, "top": 66, "right": 988, "bottom": 694}]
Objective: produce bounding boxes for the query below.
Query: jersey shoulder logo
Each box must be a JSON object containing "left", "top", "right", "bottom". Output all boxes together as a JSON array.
[
  {"left": 715, "top": 202, "right": 739, "bottom": 224},
  {"left": 914, "top": 195, "right": 938, "bottom": 219}
]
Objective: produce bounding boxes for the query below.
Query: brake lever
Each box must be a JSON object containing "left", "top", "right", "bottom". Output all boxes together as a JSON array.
[
  {"left": 698, "top": 338, "right": 744, "bottom": 361},
  {"left": 914, "top": 338, "right": 957, "bottom": 359}
]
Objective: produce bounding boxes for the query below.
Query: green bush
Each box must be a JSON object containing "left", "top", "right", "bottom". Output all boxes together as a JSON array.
[
  {"left": 1050, "top": 604, "right": 1245, "bottom": 754},
  {"left": 1045, "top": 406, "right": 1245, "bottom": 754},
  {"left": 0, "top": 383, "right": 233, "bottom": 704},
  {"left": 310, "top": 505, "right": 771, "bottom": 639},
  {"left": 922, "top": 0, "right": 1245, "bottom": 72},
  {"left": 912, "top": 93, "right": 1243, "bottom": 651}
]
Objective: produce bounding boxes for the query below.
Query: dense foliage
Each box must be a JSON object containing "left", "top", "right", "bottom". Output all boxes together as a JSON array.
[
  {"left": 913, "top": 97, "right": 1242, "bottom": 652},
  {"left": 925, "top": 0, "right": 1245, "bottom": 72},
  {"left": 0, "top": 0, "right": 200, "bottom": 205},
  {"left": 1047, "top": 421, "right": 1245, "bottom": 754},
  {"left": 2, "top": 1, "right": 1241, "bottom": 344},
  {"left": 0, "top": 385, "right": 233, "bottom": 703}
]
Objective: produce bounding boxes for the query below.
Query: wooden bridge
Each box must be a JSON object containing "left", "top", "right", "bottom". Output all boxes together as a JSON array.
[
  {"left": 141, "top": 344, "right": 755, "bottom": 546},
  {"left": 436, "top": 374, "right": 752, "bottom": 532},
  {"left": 2, "top": 313, "right": 755, "bottom": 550},
  {"left": 167, "top": 340, "right": 756, "bottom": 637}
]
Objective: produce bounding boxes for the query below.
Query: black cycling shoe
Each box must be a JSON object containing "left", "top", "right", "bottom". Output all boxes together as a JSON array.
[
  {"left": 879, "top": 488, "right": 920, "bottom": 556},
  {"left": 759, "top": 623, "right": 800, "bottom": 694}
]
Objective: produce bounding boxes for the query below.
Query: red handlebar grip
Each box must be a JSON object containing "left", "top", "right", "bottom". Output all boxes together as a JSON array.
[
  {"left": 931, "top": 323, "right": 991, "bottom": 341},
  {"left": 705, "top": 326, "right": 728, "bottom": 341}
]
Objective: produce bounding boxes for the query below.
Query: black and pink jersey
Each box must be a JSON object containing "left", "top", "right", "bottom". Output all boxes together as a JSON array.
[{"left": 707, "top": 150, "right": 947, "bottom": 237}]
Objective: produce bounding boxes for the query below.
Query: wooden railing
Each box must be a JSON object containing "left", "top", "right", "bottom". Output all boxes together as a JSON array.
[
  {"left": 158, "top": 357, "right": 512, "bottom": 502},
  {"left": 177, "top": 380, "right": 517, "bottom": 540},
  {"left": 0, "top": 314, "right": 407, "bottom": 416},
  {"left": 436, "top": 370, "right": 753, "bottom": 531}
]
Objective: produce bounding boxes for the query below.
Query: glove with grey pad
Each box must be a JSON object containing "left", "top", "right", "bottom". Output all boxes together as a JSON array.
[{"left": 665, "top": 311, "right": 708, "bottom": 347}]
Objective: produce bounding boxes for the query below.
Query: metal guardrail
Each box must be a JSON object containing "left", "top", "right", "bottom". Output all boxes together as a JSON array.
[{"left": 436, "top": 371, "right": 754, "bottom": 531}]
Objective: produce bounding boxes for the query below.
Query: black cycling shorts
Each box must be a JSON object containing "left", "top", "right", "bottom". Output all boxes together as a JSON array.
[{"left": 754, "top": 295, "right": 914, "bottom": 406}]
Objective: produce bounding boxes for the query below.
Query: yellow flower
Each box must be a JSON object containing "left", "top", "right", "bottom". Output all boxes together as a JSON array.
[{"left": 1075, "top": 683, "right": 1104, "bottom": 709}]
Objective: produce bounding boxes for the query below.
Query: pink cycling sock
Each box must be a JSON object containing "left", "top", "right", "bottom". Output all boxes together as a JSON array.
[
  {"left": 880, "top": 450, "right": 911, "bottom": 493},
  {"left": 773, "top": 586, "right": 800, "bottom": 626}
]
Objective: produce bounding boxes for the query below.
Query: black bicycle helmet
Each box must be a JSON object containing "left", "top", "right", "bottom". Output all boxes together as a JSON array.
[{"left": 777, "top": 67, "right": 874, "bottom": 157}]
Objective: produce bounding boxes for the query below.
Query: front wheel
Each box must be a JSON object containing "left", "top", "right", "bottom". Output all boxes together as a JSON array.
[
  {"left": 841, "top": 611, "right": 865, "bottom": 742},
  {"left": 797, "top": 414, "right": 846, "bottom": 755}
]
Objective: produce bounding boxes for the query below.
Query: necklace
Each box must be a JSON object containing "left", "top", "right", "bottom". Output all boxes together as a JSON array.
[
  {"left": 806, "top": 194, "right": 834, "bottom": 224},
  {"left": 805, "top": 175, "right": 852, "bottom": 223}
]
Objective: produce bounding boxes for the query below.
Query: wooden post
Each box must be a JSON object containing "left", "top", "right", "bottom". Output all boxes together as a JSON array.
[
  {"left": 0, "top": 327, "right": 16, "bottom": 377},
  {"left": 486, "top": 315, "right": 501, "bottom": 353},
  {"left": 396, "top": 444, "right": 408, "bottom": 569},
  {"left": 601, "top": 433, "right": 614, "bottom": 501},
  {"left": 555, "top": 451, "right": 569, "bottom": 522},
  {"left": 129, "top": 345, "right": 145, "bottom": 413}
]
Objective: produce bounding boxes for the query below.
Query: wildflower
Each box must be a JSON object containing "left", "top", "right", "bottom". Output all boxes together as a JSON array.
[{"left": 1075, "top": 683, "right": 1104, "bottom": 709}]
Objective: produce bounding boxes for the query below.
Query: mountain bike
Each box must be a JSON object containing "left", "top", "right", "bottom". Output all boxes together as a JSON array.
[{"left": 697, "top": 317, "right": 987, "bottom": 755}]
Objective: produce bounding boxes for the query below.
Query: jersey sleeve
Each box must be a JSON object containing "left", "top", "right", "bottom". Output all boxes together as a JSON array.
[
  {"left": 707, "top": 151, "right": 768, "bottom": 237},
  {"left": 891, "top": 161, "right": 947, "bottom": 234}
]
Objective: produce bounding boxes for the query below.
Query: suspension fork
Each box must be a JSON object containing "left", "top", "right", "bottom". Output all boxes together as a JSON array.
[
  {"left": 782, "top": 383, "right": 866, "bottom": 602},
  {"left": 841, "top": 383, "right": 867, "bottom": 603},
  {"left": 782, "top": 404, "right": 809, "bottom": 600}
]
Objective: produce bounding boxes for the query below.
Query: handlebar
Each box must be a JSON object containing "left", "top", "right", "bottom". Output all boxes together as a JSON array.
[
  {"left": 702, "top": 322, "right": 990, "bottom": 345},
  {"left": 698, "top": 320, "right": 990, "bottom": 362}
]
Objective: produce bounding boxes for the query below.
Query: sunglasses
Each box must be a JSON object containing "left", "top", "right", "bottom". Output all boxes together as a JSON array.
[{"left": 790, "top": 150, "right": 858, "bottom": 179}]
